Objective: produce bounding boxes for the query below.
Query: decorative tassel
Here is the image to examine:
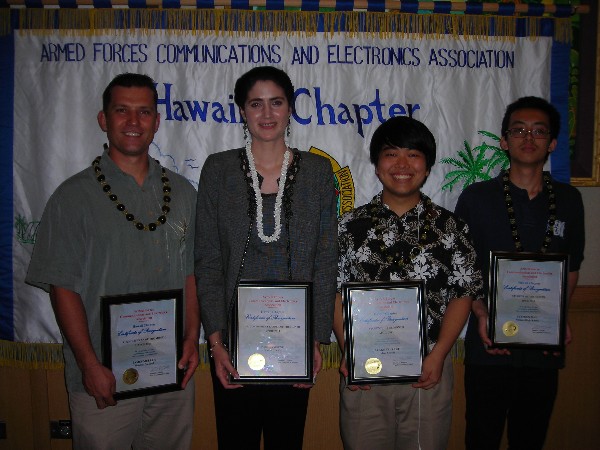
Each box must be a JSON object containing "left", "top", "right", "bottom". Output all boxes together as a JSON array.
[{"left": 2, "top": 9, "right": 571, "bottom": 43}]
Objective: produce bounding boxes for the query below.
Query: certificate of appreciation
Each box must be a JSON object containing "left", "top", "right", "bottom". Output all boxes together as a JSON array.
[
  {"left": 101, "top": 289, "right": 183, "bottom": 399},
  {"left": 231, "top": 281, "right": 312, "bottom": 384},
  {"left": 488, "top": 252, "right": 568, "bottom": 351},
  {"left": 342, "top": 281, "right": 427, "bottom": 385}
]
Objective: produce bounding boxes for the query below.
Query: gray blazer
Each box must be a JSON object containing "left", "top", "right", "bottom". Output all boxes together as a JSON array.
[{"left": 195, "top": 148, "right": 338, "bottom": 343}]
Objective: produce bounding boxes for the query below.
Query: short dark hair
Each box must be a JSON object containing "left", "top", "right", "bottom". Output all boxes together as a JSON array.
[
  {"left": 369, "top": 116, "right": 437, "bottom": 170},
  {"left": 102, "top": 73, "right": 158, "bottom": 113},
  {"left": 234, "top": 66, "right": 295, "bottom": 111},
  {"left": 501, "top": 96, "right": 560, "bottom": 140}
]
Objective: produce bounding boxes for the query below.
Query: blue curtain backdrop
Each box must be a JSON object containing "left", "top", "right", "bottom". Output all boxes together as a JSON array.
[{"left": 1, "top": 32, "right": 14, "bottom": 341}]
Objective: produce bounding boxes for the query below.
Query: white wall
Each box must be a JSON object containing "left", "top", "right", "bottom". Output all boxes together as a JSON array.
[{"left": 578, "top": 187, "right": 600, "bottom": 285}]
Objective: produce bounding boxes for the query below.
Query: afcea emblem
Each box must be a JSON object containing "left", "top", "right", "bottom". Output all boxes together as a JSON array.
[{"left": 309, "top": 147, "right": 355, "bottom": 218}]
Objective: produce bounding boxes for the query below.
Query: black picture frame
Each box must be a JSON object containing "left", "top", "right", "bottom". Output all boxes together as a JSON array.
[
  {"left": 488, "top": 251, "right": 568, "bottom": 351},
  {"left": 230, "top": 280, "right": 313, "bottom": 384},
  {"left": 101, "top": 289, "right": 183, "bottom": 400},
  {"left": 342, "top": 280, "right": 428, "bottom": 386}
]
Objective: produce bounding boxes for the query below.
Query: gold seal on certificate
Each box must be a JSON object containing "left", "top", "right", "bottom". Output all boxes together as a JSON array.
[
  {"left": 248, "top": 353, "right": 266, "bottom": 371},
  {"left": 365, "top": 358, "right": 382, "bottom": 375},
  {"left": 123, "top": 368, "right": 139, "bottom": 385},
  {"left": 502, "top": 321, "right": 519, "bottom": 337},
  {"left": 488, "top": 252, "right": 568, "bottom": 351}
]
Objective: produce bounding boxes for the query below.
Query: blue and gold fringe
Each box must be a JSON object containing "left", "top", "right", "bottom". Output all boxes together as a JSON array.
[{"left": 0, "top": 8, "right": 573, "bottom": 42}]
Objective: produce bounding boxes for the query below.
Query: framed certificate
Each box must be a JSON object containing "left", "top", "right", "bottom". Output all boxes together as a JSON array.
[
  {"left": 230, "top": 280, "right": 313, "bottom": 384},
  {"left": 488, "top": 251, "right": 569, "bottom": 351},
  {"left": 101, "top": 289, "right": 183, "bottom": 400},
  {"left": 342, "top": 281, "right": 428, "bottom": 385}
]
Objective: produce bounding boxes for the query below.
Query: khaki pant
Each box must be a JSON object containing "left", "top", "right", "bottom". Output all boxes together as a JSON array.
[
  {"left": 340, "top": 355, "right": 453, "bottom": 450},
  {"left": 69, "top": 378, "right": 195, "bottom": 450}
]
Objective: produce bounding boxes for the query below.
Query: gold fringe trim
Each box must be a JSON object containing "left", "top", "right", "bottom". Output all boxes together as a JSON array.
[
  {"left": 0, "top": 9, "right": 572, "bottom": 42},
  {"left": 0, "top": 9, "right": 9, "bottom": 36},
  {"left": 0, "top": 339, "right": 463, "bottom": 370},
  {"left": 320, "top": 340, "right": 465, "bottom": 371},
  {"left": 0, "top": 340, "right": 213, "bottom": 371},
  {"left": 199, "top": 342, "right": 210, "bottom": 370},
  {"left": 320, "top": 341, "right": 466, "bottom": 369},
  {"left": 451, "top": 338, "right": 465, "bottom": 363},
  {"left": 321, "top": 343, "right": 342, "bottom": 370},
  {"left": 0, "top": 340, "right": 65, "bottom": 370}
]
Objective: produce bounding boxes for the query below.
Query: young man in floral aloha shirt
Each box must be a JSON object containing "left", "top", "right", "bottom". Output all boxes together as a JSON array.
[{"left": 333, "top": 116, "right": 483, "bottom": 450}]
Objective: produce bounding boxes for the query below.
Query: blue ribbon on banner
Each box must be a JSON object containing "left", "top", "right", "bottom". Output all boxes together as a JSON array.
[
  {"left": 128, "top": 0, "right": 146, "bottom": 7},
  {"left": 231, "top": 0, "right": 250, "bottom": 9},
  {"left": 433, "top": 1, "right": 452, "bottom": 15},
  {"left": 266, "top": 0, "right": 284, "bottom": 10},
  {"left": 554, "top": 6, "right": 573, "bottom": 18},
  {"left": 93, "top": 0, "right": 113, "bottom": 8},
  {"left": 335, "top": 0, "right": 353, "bottom": 11},
  {"left": 196, "top": 0, "right": 214, "bottom": 7},
  {"left": 464, "top": 2, "right": 483, "bottom": 15},
  {"left": 301, "top": 0, "right": 319, "bottom": 11},
  {"left": 399, "top": 1, "right": 419, "bottom": 13},
  {"left": 163, "top": 0, "right": 181, "bottom": 8},
  {"left": 24, "top": 0, "right": 43, "bottom": 7},
  {"left": 497, "top": 3, "right": 516, "bottom": 16},
  {"left": 58, "top": 0, "right": 78, "bottom": 7},
  {"left": 367, "top": 0, "right": 385, "bottom": 13},
  {"left": 303, "top": 0, "right": 324, "bottom": 31},
  {"left": 525, "top": 4, "right": 544, "bottom": 17}
]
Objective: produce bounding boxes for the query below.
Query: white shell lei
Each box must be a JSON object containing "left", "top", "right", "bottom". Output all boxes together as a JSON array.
[{"left": 246, "top": 143, "right": 290, "bottom": 243}]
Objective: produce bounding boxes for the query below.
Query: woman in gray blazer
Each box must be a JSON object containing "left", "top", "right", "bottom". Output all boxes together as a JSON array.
[{"left": 195, "top": 66, "right": 338, "bottom": 450}]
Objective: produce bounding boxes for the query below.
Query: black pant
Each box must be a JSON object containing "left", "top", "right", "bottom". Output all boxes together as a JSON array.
[
  {"left": 210, "top": 359, "right": 310, "bottom": 450},
  {"left": 464, "top": 364, "right": 558, "bottom": 450}
]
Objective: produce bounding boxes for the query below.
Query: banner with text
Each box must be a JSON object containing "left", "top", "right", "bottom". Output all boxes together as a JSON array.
[{"left": 3, "top": 27, "right": 568, "bottom": 348}]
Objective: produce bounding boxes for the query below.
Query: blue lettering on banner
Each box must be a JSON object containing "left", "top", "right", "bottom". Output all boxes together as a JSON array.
[
  {"left": 291, "top": 46, "right": 320, "bottom": 65},
  {"left": 40, "top": 43, "right": 86, "bottom": 62},
  {"left": 295, "top": 87, "right": 419, "bottom": 137},
  {"left": 37, "top": 42, "right": 516, "bottom": 72},
  {"left": 428, "top": 48, "right": 514, "bottom": 68},
  {"left": 158, "top": 85, "right": 242, "bottom": 123},
  {"left": 157, "top": 83, "right": 420, "bottom": 138},
  {"left": 155, "top": 44, "right": 282, "bottom": 64},
  {"left": 326, "top": 45, "right": 421, "bottom": 66},
  {"left": 92, "top": 43, "right": 148, "bottom": 63}
]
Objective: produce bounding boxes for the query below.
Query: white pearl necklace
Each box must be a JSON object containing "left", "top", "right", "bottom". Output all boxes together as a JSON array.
[{"left": 245, "top": 143, "right": 290, "bottom": 243}]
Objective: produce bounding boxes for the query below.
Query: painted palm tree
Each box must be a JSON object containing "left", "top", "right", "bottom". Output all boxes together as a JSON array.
[
  {"left": 15, "top": 214, "right": 39, "bottom": 245},
  {"left": 440, "top": 131, "right": 509, "bottom": 192}
]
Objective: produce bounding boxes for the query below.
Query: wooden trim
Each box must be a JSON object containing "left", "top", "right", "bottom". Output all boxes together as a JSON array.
[
  {"left": 570, "top": 285, "right": 600, "bottom": 311},
  {"left": 571, "top": 1, "right": 600, "bottom": 186}
]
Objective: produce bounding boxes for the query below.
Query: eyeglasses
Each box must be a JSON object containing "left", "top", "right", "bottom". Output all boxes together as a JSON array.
[{"left": 506, "top": 128, "right": 551, "bottom": 139}]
